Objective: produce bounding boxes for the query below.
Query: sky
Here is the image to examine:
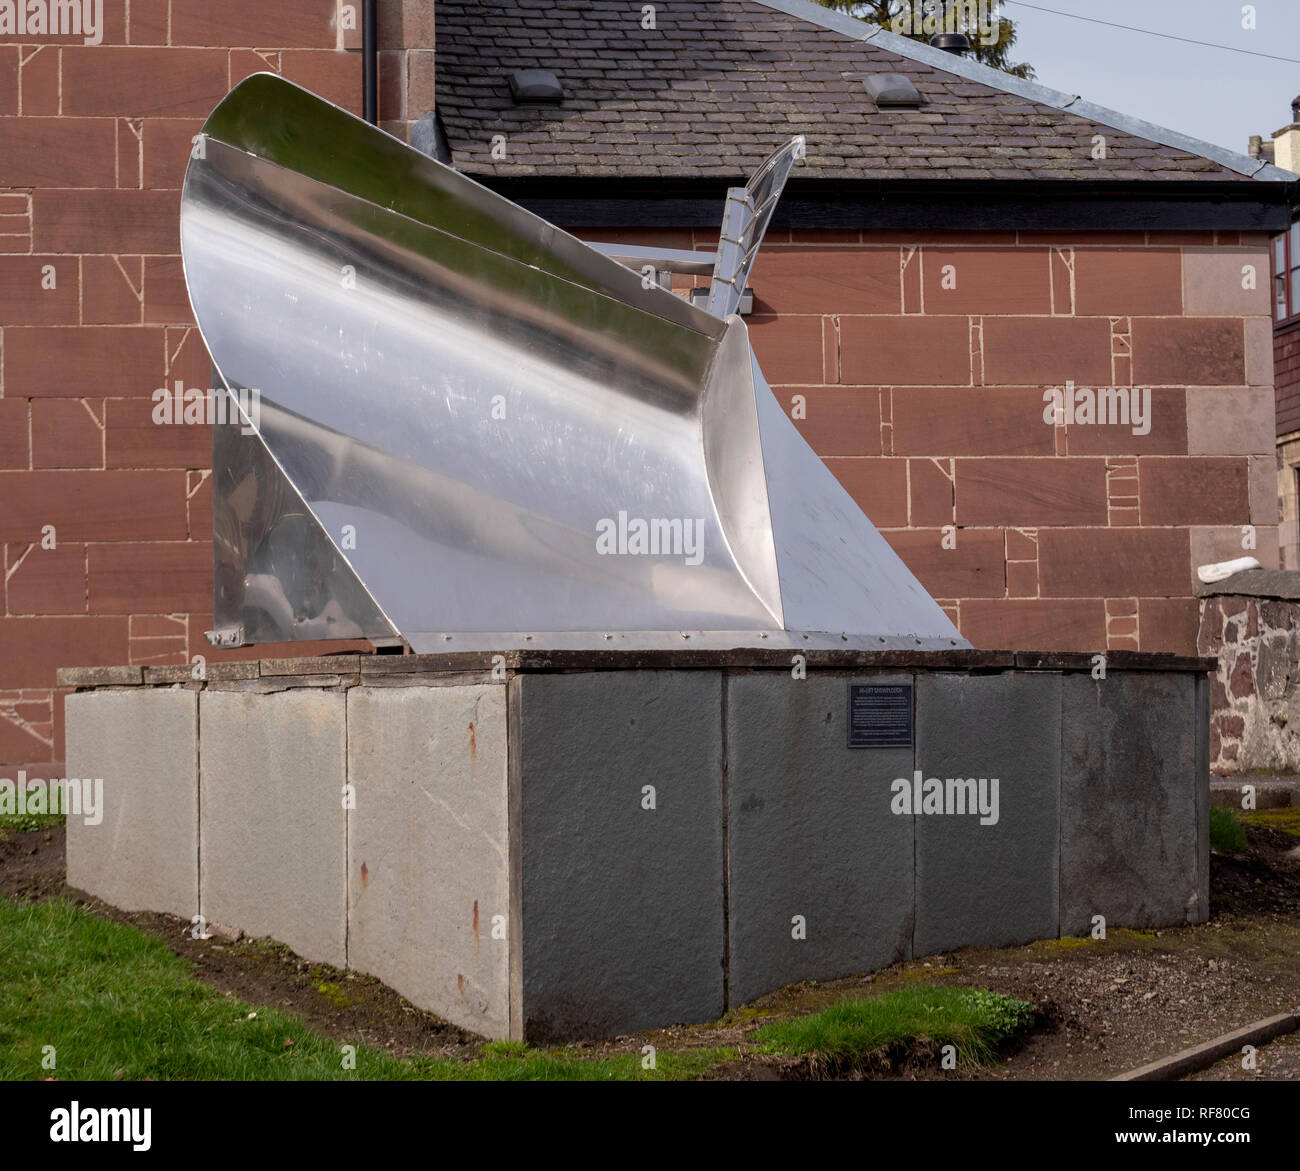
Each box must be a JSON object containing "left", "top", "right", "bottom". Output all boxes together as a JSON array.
[{"left": 994, "top": 0, "right": 1300, "bottom": 156}]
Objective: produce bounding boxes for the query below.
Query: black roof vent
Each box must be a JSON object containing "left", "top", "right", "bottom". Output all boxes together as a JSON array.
[
  {"left": 508, "top": 69, "right": 564, "bottom": 104},
  {"left": 863, "top": 73, "right": 923, "bottom": 108},
  {"left": 929, "top": 32, "right": 971, "bottom": 55}
]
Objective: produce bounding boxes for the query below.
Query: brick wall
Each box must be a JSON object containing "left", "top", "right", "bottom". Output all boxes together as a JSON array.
[
  {"left": 575, "top": 224, "right": 1277, "bottom": 660},
  {"left": 0, "top": 1, "right": 434, "bottom": 777},
  {"left": 0, "top": 2, "right": 1279, "bottom": 779},
  {"left": 1274, "top": 316, "right": 1300, "bottom": 437},
  {"left": 1275, "top": 316, "right": 1300, "bottom": 572}
]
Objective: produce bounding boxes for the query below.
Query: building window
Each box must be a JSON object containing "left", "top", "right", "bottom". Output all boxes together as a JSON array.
[{"left": 1274, "top": 222, "right": 1300, "bottom": 323}]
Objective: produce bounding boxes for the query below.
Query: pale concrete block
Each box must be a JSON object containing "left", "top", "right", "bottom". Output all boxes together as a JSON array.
[
  {"left": 403, "top": 0, "right": 436, "bottom": 46},
  {"left": 1191, "top": 525, "right": 1279, "bottom": 576},
  {"left": 913, "top": 673, "right": 1061, "bottom": 955},
  {"left": 65, "top": 689, "right": 198, "bottom": 919},
  {"left": 1181, "top": 248, "right": 1271, "bottom": 317},
  {"left": 406, "top": 49, "right": 436, "bottom": 113},
  {"left": 379, "top": 0, "right": 435, "bottom": 48},
  {"left": 200, "top": 689, "right": 347, "bottom": 967},
  {"left": 1250, "top": 454, "right": 1281, "bottom": 525},
  {"left": 1185, "top": 387, "right": 1275, "bottom": 456},
  {"left": 1245, "top": 317, "right": 1274, "bottom": 387},
  {"left": 726, "top": 673, "right": 914, "bottom": 1006},
  {"left": 347, "top": 685, "right": 510, "bottom": 1038}
]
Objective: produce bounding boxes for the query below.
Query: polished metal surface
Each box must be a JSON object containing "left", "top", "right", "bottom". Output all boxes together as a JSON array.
[
  {"left": 706, "top": 136, "right": 804, "bottom": 319},
  {"left": 209, "top": 389, "right": 397, "bottom": 647},
  {"left": 586, "top": 241, "right": 718, "bottom": 276},
  {"left": 182, "top": 74, "right": 968, "bottom": 651}
]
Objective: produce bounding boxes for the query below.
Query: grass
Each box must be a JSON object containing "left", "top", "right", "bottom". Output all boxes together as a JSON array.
[
  {"left": 1038, "top": 935, "right": 1096, "bottom": 951},
  {"left": 0, "top": 891, "right": 1041, "bottom": 1081},
  {"left": 0, "top": 896, "right": 410, "bottom": 1080},
  {"left": 1240, "top": 806, "right": 1300, "bottom": 838},
  {"left": 0, "top": 811, "right": 64, "bottom": 839},
  {"left": 1210, "top": 805, "right": 1248, "bottom": 854},
  {"left": 750, "top": 984, "right": 1037, "bottom": 1072},
  {"left": 0, "top": 895, "right": 734, "bottom": 1081}
]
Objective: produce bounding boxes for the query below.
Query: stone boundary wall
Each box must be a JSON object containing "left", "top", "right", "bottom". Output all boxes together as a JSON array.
[
  {"left": 1198, "top": 568, "right": 1300, "bottom": 773},
  {"left": 59, "top": 648, "right": 1211, "bottom": 1041}
]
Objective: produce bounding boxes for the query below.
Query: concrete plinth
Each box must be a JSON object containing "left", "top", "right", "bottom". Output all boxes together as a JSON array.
[
  {"left": 1059, "top": 672, "right": 1207, "bottom": 935},
  {"left": 913, "top": 673, "right": 1061, "bottom": 955},
  {"left": 200, "top": 689, "right": 347, "bottom": 967},
  {"left": 726, "top": 673, "right": 914, "bottom": 1006},
  {"left": 514, "top": 670, "right": 725, "bottom": 1042},
  {"left": 60, "top": 648, "right": 1212, "bottom": 1041},
  {"left": 346, "top": 685, "right": 510, "bottom": 1038},
  {"left": 64, "top": 688, "right": 198, "bottom": 919}
]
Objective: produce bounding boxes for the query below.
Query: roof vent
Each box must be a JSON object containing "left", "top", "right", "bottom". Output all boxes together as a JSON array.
[
  {"left": 929, "top": 32, "right": 971, "bottom": 55},
  {"left": 508, "top": 68, "right": 564, "bottom": 104},
  {"left": 862, "top": 73, "right": 922, "bottom": 108}
]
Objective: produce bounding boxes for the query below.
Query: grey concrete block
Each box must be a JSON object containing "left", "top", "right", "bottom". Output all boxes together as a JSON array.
[
  {"left": 346, "top": 685, "right": 510, "bottom": 1038},
  {"left": 64, "top": 689, "right": 198, "bottom": 918},
  {"left": 199, "top": 689, "right": 347, "bottom": 967},
  {"left": 726, "top": 672, "right": 915, "bottom": 1006},
  {"left": 516, "top": 671, "right": 724, "bottom": 1042},
  {"left": 1194, "top": 674, "right": 1210, "bottom": 922},
  {"left": 913, "top": 673, "right": 1061, "bottom": 956},
  {"left": 1060, "top": 672, "right": 1203, "bottom": 935}
]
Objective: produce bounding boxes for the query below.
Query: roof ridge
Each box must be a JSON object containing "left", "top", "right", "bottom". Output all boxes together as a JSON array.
[{"left": 749, "top": 0, "right": 1297, "bottom": 182}]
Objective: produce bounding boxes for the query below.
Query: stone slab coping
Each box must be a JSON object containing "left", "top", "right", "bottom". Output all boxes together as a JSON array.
[
  {"left": 57, "top": 648, "right": 1217, "bottom": 689},
  {"left": 1196, "top": 567, "right": 1300, "bottom": 600},
  {"left": 1209, "top": 776, "right": 1299, "bottom": 809}
]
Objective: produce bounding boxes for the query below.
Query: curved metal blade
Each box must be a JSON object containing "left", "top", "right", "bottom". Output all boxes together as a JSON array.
[{"left": 181, "top": 75, "right": 967, "bottom": 651}]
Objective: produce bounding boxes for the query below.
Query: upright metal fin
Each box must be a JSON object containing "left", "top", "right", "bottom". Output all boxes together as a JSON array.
[{"left": 705, "top": 136, "right": 804, "bottom": 319}]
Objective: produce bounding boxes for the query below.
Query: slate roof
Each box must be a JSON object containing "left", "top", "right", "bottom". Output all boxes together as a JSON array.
[{"left": 433, "top": 0, "right": 1290, "bottom": 184}]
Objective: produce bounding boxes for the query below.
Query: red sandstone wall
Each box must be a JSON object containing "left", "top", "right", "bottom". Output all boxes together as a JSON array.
[
  {"left": 0, "top": 3, "right": 1279, "bottom": 779},
  {"left": 0, "top": 2, "right": 435, "bottom": 775},
  {"left": 758, "top": 229, "right": 1278, "bottom": 653},
  {"left": 577, "top": 225, "right": 1277, "bottom": 660}
]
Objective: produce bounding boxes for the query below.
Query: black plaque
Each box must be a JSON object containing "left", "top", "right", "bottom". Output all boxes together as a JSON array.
[{"left": 847, "top": 683, "right": 913, "bottom": 749}]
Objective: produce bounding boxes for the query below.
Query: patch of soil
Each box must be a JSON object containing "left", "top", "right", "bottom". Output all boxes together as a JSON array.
[
  {"left": 1211, "top": 823, "right": 1300, "bottom": 917},
  {"left": 0, "top": 821, "right": 67, "bottom": 901},
  {"left": 0, "top": 823, "right": 480, "bottom": 1060}
]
